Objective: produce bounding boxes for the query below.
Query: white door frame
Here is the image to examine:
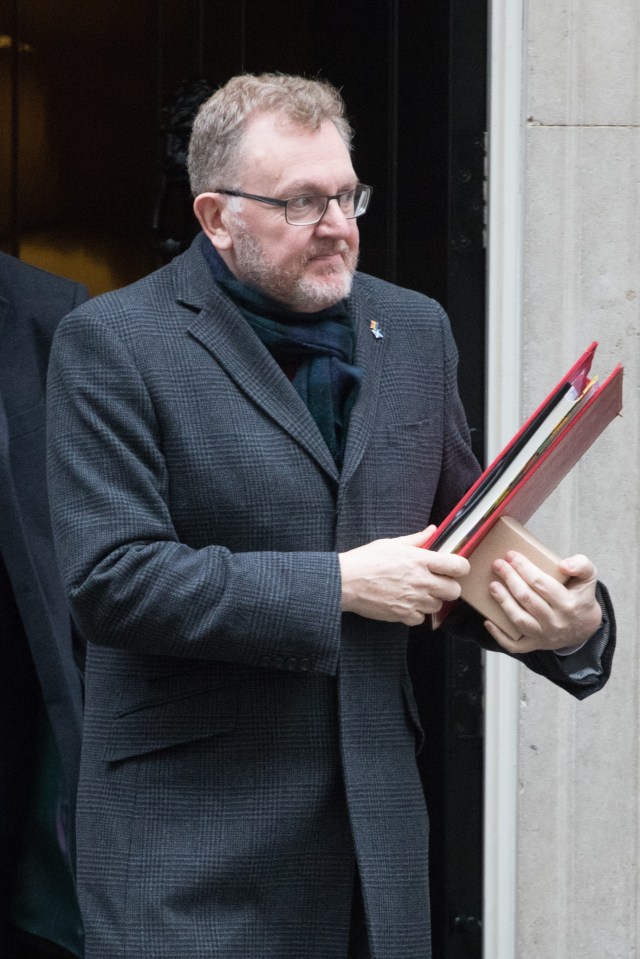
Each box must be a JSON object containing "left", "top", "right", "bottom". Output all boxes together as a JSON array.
[{"left": 484, "top": 0, "right": 525, "bottom": 955}]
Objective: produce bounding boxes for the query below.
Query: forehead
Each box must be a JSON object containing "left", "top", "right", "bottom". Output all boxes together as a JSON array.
[{"left": 237, "top": 112, "right": 356, "bottom": 193}]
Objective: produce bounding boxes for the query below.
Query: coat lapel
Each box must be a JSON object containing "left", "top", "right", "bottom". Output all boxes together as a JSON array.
[
  {"left": 172, "top": 240, "right": 388, "bottom": 488},
  {"left": 340, "top": 284, "right": 387, "bottom": 488},
  {"left": 175, "top": 248, "right": 340, "bottom": 482}
]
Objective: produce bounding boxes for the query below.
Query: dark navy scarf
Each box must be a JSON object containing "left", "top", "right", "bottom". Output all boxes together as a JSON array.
[{"left": 201, "top": 235, "right": 361, "bottom": 468}]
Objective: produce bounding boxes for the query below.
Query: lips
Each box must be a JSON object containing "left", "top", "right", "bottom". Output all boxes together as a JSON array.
[
  {"left": 307, "top": 242, "right": 349, "bottom": 264},
  {"left": 312, "top": 252, "right": 344, "bottom": 264}
]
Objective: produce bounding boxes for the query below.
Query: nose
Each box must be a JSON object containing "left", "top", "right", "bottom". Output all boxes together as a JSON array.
[{"left": 314, "top": 197, "right": 353, "bottom": 238}]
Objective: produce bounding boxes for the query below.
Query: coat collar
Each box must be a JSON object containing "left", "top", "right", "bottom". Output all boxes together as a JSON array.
[{"left": 174, "top": 236, "right": 387, "bottom": 487}]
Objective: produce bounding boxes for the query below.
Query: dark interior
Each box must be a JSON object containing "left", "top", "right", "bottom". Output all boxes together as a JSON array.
[{"left": 1, "top": 3, "right": 486, "bottom": 954}]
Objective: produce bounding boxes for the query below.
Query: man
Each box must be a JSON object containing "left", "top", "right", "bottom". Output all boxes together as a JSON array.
[
  {"left": 0, "top": 252, "right": 85, "bottom": 958},
  {"left": 46, "top": 74, "right": 614, "bottom": 959}
]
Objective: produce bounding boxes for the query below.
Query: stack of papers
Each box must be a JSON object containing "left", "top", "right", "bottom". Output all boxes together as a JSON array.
[{"left": 425, "top": 341, "right": 623, "bottom": 630}]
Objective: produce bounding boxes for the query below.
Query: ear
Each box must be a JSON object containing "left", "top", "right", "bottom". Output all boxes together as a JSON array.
[{"left": 193, "top": 193, "right": 233, "bottom": 251}]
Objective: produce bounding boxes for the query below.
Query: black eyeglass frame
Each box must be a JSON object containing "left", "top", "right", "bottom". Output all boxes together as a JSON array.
[{"left": 215, "top": 184, "right": 372, "bottom": 226}]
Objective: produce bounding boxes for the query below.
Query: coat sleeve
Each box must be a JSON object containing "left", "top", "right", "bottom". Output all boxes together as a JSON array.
[
  {"left": 429, "top": 305, "right": 482, "bottom": 524},
  {"left": 46, "top": 309, "right": 343, "bottom": 675}
]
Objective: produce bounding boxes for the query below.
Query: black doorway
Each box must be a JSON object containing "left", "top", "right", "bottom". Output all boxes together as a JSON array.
[
  {"left": 155, "top": 8, "right": 488, "bottom": 949},
  {"left": 1, "top": 2, "right": 486, "bottom": 954}
]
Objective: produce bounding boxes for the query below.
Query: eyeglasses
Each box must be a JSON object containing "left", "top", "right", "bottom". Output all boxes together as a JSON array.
[{"left": 215, "top": 183, "right": 372, "bottom": 226}]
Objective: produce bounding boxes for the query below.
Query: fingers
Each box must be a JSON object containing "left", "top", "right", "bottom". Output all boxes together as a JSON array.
[
  {"left": 487, "top": 575, "right": 549, "bottom": 641},
  {"left": 492, "top": 552, "right": 564, "bottom": 605},
  {"left": 487, "top": 550, "right": 603, "bottom": 652},
  {"left": 490, "top": 557, "right": 556, "bottom": 623},
  {"left": 426, "top": 550, "right": 470, "bottom": 580},
  {"left": 483, "top": 619, "right": 540, "bottom": 655},
  {"left": 339, "top": 528, "right": 470, "bottom": 625},
  {"left": 385, "top": 527, "right": 471, "bottom": 578},
  {"left": 495, "top": 550, "right": 597, "bottom": 595}
]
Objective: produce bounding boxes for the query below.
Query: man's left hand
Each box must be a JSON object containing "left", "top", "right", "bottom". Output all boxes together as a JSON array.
[{"left": 483, "top": 551, "right": 603, "bottom": 654}]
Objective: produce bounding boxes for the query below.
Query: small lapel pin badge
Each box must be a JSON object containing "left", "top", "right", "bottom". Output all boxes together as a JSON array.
[{"left": 369, "top": 319, "right": 384, "bottom": 340}]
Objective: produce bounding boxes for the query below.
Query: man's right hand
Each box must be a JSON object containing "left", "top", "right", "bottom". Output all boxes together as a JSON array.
[{"left": 339, "top": 527, "right": 470, "bottom": 627}]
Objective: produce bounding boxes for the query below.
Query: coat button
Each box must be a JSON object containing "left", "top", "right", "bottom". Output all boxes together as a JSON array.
[
  {"left": 299, "top": 658, "right": 310, "bottom": 671},
  {"left": 286, "top": 657, "right": 297, "bottom": 670},
  {"left": 273, "top": 656, "right": 284, "bottom": 669}
]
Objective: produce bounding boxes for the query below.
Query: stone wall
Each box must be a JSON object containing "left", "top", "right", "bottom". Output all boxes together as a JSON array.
[{"left": 517, "top": 0, "right": 640, "bottom": 955}]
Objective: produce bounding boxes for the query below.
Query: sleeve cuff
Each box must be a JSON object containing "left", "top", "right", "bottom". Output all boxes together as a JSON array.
[{"left": 551, "top": 583, "right": 611, "bottom": 682}]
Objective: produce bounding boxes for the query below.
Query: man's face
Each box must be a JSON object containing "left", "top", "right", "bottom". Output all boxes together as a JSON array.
[{"left": 222, "top": 113, "right": 360, "bottom": 312}]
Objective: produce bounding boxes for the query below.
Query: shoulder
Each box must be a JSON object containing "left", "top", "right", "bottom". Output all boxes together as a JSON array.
[
  {"left": 50, "top": 243, "right": 217, "bottom": 376},
  {"left": 0, "top": 254, "right": 88, "bottom": 368},
  {"left": 352, "top": 271, "right": 448, "bottom": 323},
  {"left": 351, "top": 270, "right": 455, "bottom": 356},
  {"left": 350, "top": 272, "right": 462, "bottom": 390},
  {"left": 58, "top": 239, "right": 207, "bottom": 337},
  {"left": 0, "top": 251, "right": 87, "bottom": 313},
  {"left": 52, "top": 266, "right": 178, "bottom": 360}
]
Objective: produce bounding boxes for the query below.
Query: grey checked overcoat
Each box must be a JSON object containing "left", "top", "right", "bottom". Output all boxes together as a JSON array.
[{"left": 46, "top": 236, "right": 614, "bottom": 959}]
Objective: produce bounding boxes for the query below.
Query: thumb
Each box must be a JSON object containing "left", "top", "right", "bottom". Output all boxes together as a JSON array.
[
  {"left": 395, "top": 525, "right": 438, "bottom": 549},
  {"left": 559, "top": 554, "right": 597, "bottom": 582}
]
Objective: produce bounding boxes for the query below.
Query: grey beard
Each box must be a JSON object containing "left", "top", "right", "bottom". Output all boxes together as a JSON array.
[
  {"left": 231, "top": 220, "right": 357, "bottom": 311},
  {"left": 287, "top": 266, "right": 355, "bottom": 311}
]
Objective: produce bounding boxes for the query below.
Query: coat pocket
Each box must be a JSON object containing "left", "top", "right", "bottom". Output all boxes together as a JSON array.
[{"left": 103, "top": 681, "right": 238, "bottom": 762}]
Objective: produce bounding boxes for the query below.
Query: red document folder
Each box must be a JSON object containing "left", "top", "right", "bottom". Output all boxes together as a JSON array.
[{"left": 426, "top": 341, "right": 623, "bottom": 630}]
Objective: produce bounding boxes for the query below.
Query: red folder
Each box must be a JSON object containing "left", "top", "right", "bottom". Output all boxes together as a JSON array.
[{"left": 426, "top": 341, "right": 623, "bottom": 629}]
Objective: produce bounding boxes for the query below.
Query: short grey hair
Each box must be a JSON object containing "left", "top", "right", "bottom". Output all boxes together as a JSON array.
[{"left": 187, "top": 73, "right": 353, "bottom": 197}]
